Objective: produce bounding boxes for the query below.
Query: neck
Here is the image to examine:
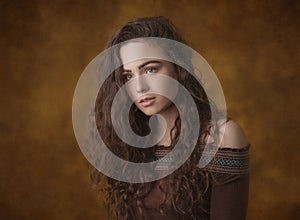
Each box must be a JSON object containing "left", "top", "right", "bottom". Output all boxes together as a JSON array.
[{"left": 156, "top": 104, "right": 179, "bottom": 146}]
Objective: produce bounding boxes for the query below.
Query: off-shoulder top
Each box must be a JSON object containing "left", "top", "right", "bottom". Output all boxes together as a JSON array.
[{"left": 119, "top": 145, "right": 250, "bottom": 220}]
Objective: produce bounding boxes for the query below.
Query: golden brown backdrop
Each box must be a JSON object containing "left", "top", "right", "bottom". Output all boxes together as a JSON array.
[{"left": 1, "top": 0, "right": 299, "bottom": 219}]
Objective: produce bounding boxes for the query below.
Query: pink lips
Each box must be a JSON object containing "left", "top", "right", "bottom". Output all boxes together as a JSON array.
[{"left": 139, "top": 97, "right": 156, "bottom": 107}]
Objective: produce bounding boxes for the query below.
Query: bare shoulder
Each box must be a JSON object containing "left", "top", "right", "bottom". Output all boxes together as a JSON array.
[{"left": 219, "top": 119, "right": 249, "bottom": 149}]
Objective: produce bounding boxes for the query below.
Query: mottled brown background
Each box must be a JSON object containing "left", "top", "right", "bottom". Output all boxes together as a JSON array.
[{"left": 0, "top": 0, "right": 299, "bottom": 219}]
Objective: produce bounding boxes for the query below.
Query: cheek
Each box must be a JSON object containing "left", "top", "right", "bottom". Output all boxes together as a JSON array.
[
  {"left": 151, "top": 77, "right": 179, "bottom": 100},
  {"left": 125, "top": 84, "right": 137, "bottom": 101}
]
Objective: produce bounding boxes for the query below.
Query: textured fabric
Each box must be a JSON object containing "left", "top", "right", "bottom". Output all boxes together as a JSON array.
[
  {"left": 119, "top": 145, "right": 250, "bottom": 220},
  {"left": 203, "top": 144, "right": 250, "bottom": 175}
]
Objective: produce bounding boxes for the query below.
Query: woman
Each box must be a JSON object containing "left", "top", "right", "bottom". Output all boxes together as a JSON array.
[{"left": 91, "top": 16, "right": 250, "bottom": 220}]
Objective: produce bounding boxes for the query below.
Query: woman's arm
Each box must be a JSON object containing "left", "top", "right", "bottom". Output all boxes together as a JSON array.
[
  {"left": 208, "top": 120, "right": 250, "bottom": 220},
  {"left": 210, "top": 172, "right": 249, "bottom": 220}
]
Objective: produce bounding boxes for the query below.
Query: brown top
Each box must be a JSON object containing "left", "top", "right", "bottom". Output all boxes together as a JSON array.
[{"left": 119, "top": 145, "right": 250, "bottom": 220}]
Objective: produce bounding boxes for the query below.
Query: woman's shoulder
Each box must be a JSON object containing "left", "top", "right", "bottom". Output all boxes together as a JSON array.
[
  {"left": 201, "top": 119, "right": 250, "bottom": 176},
  {"left": 219, "top": 119, "right": 249, "bottom": 150}
]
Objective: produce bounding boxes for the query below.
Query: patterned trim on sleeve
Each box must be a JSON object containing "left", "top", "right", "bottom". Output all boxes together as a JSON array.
[{"left": 202, "top": 144, "right": 250, "bottom": 175}]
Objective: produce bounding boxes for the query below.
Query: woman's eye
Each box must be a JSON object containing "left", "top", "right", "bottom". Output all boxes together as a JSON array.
[
  {"left": 145, "top": 67, "right": 157, "bottom": 74},
  {"left": 124, "top": 74, "right": 132, "bottom": 81}
]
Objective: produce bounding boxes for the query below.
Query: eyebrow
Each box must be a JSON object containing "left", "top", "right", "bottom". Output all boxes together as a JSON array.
[{"left": 122, "top": 60, "right": 162, "bottom": 73}]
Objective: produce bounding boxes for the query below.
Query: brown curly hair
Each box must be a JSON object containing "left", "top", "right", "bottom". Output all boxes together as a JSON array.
[{"left": 91, "top": 16, "right": 221, "bottom": 219}]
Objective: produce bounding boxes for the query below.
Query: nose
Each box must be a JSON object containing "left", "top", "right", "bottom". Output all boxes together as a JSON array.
[{"left": 135, "top": 76, "right": 149, "bottom": 94}]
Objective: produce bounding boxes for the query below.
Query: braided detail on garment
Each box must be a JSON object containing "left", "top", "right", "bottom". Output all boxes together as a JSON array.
[{"left": 202, "top": 144, "right": 250, "bottom": 175}]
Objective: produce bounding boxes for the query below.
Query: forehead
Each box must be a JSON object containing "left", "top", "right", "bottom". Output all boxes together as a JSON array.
[{"left": 119, "top": 41, "right": 169, "bottom": 66}]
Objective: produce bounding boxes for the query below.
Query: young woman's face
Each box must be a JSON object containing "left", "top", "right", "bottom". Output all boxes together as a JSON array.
[{"left": 119, "top": 42, "right": 178, "bottom": 116}]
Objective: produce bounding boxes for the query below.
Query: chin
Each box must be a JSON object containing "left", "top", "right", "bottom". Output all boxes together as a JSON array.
[
  {"left": 141, "top": 110, "right": 156, "bottom": 116},
  {"left": 138, "top": 108, "right": 159, "bottom": 116}
]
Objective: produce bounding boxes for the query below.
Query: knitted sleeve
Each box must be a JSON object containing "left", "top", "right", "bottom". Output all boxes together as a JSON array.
[{"left": 203, "top": 144, "right": 250, "bottom": 220}]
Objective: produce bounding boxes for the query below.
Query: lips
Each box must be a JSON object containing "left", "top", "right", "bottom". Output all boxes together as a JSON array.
[
  {"left": 139, "top": 97, "right": 155, "bottom": 103},
  {"left": 139, "top": 96, "right": 156, "bottom": 107}
]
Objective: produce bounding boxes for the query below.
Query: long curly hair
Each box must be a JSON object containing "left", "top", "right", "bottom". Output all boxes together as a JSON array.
[{"left": 91, "top": 16, "right": 222, "bottom": 219}]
